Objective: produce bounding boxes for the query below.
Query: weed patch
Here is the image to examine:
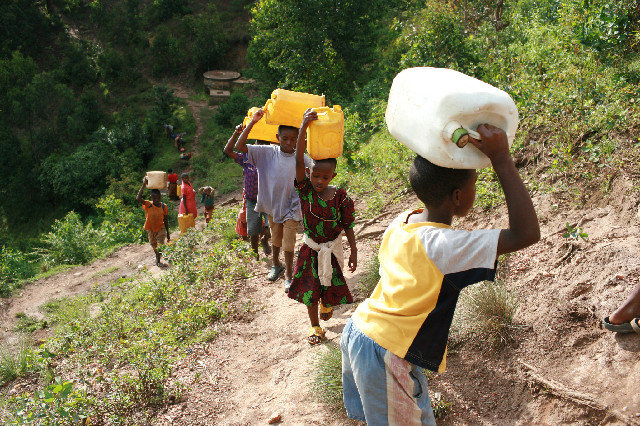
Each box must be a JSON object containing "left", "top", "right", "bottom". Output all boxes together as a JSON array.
[
  {"left": 0, "top": 338, "right": 37, "bottom": 386},
  {"left": 310, "top": 344, "right": 344, "bottom": 410},
  {"left": 452, "top": 280, "right": 520, "bottom": 346}
]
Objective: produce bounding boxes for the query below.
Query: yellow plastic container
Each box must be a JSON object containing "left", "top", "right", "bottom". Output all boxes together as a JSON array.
[
  {"left": 176, "top": 184, "right": 181, "bottom": 197},
  {"left": 243, "top": 107, "right": 279, "bottom": 143},
  {"left": 178, "top": 213, "right": 195, "bottom": 234},
  {"left": 306, "top": 106, "right": 344, "bottom": 160},
  {"left": 264, "top": 89, "right": 325, "bottom": 127},
  {"left": 145, "top": 171, "right": 167, "bottom": 189}
]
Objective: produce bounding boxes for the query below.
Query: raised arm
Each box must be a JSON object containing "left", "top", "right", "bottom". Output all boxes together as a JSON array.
[
  {"left": 235, "top": 109, "right": 265, "bottom": 153},
  {"left": 296, "top": 109, "right": 318, "bottom": 183},
  {"left": 137, "top": 176, "right": 147, "bottom": 205},
  {"left": 223, "top": 124, "right": 244, "bottom": 159},
  {"left": 470, "top": 124, "right": 540, "bottom": 256}
]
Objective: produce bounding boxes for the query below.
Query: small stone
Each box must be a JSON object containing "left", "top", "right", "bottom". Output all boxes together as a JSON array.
[
  {"left": 616, "top": 274, "right": 624, "bottom": 280},
  {"left": 267, "top": 412, "right": 281, "bottom": 424}
]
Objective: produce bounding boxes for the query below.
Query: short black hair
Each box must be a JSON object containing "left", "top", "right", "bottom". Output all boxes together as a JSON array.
[
  {"left": 151, "top": 189, "right": 161, "bottom": 196},
  {"left": 312, "top": 158, "right": 337, "bottom": 171},
  {"left": 167, "top": 168, "right": 173, "bottom": 173},
  {"left": 255, "top": 139, "right": 270, "bottom": 145},
  {"left": 277, "top": 125, "right": 298, "bottom": 135},
  {"left": 181, "top": 172, "right": 189, "bottom": 179},
  {"left": 409, "top": 155, "right": 474, "bottom": 207}
]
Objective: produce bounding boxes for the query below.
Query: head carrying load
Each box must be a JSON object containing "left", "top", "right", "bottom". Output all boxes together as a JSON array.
[{"left": 385, "top": 67, "right": 519, "bottom": 169}]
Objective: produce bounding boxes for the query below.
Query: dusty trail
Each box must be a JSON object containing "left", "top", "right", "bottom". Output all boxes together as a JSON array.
[
  {"left": 155, "top": 201, "right": 392, "bottom": 426},
  {"left": 0, "top": 241, "right": 168, "bottom": 348}
]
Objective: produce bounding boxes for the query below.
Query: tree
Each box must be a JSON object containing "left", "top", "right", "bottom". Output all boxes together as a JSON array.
[{"left": 247, "top": 0, "right": 387, "bottom": 101}]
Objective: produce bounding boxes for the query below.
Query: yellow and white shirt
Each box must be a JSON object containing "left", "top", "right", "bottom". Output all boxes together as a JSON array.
[{"left": 354, "top": 210, "right": 500, "bottom": 372}]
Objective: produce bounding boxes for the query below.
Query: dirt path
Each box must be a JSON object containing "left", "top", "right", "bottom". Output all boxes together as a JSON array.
[
  {"left": 153, "top": 179, "right": 640, "bottom": 425},
  {"left": 0, "top": 240, "right": 169, "bottom": 348},
  {"left": 155, "top": 199, "right": 394, "bottom": 426}
]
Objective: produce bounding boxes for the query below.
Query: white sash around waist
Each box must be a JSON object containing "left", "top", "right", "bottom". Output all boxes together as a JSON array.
[{"left": 302, "top": 233, "right": 344, "bottom": 287}]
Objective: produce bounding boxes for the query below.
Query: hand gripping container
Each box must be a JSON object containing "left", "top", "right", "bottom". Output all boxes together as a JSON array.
[
  {"left": 145, "top": 171, "right": 167, "bottom": 189},
  {"left": 385, "top": 67, "right": 519, "bottom": 169},
  {"left": 243, "top": 107, "right": 279, "bottom": 143},
  {"left": 306, "top": 106, "right": 344, "bottom": 160},
  {"left": 264, "top": 89, "right": 325, "bottom": 128}
]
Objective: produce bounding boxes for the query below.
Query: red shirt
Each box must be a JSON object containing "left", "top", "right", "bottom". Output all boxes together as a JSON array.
[{"left": 167, "top": 173, "right": 178, "bottom": 184}]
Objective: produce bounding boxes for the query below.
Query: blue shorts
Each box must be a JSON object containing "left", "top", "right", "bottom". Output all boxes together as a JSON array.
[
  {"left": 245, "top": 198, "right": 268, "bottom": 236},
  {"left": 340, "top": 317, "right": 436, "bottom": 426}
]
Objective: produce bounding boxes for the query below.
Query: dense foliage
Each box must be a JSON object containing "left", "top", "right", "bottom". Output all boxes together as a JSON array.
[{"left": 247, "top": 0, "right": 639, "bottom": 212}]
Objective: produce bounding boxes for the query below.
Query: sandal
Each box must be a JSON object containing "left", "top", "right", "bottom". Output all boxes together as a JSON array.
[
  {"left": 603, "top": 317, "right": 640, "bottom": 334},
  {"left": 267, "top": 265, "right": 284, "bottom": 281},
  {"left": 308, "top": 326, "right": 325, "bottom": 345},
  {"left": 319, "top": 303, "right": 333, "bottom": 321}
]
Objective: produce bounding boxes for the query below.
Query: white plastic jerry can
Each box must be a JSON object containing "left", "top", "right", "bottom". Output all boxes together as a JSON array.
[
  {"left": 385, "top": 67, "right": 519, "bottom": 169},
  {"left": 306, "top": 106, "right": 344, "bottom": 160},
  {"left": 146, "top": 171, "right": 167, "bottom": 189}
]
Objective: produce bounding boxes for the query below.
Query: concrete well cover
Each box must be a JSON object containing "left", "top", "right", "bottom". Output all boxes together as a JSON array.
[{"left": 203, "top": 70, "right": 241, "bottom": 81}]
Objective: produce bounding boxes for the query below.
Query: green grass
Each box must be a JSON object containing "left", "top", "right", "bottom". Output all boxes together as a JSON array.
[
  {"left": 191, "top": 107, "right": 244, "bottom": 193},
  {"left": 310, "top": 344, "right": 344, "bottom": 409},
  {"left": 451, "top": 280, "right": 519, "bottom": 345},
  {"left": 1, "top": 207, "right": 252, "bottom": 424},
  {"left": 355, "top": 247, "right": 380, "bottom": 300},
  {"left": 0, "top": 338, "right": 35, "bottom": 386},
  {"left": 14, "top": 313, "right": 47, "bottom": 333},
  {"left": 90, "top": 266, "right": 120, "bottom": 279}
]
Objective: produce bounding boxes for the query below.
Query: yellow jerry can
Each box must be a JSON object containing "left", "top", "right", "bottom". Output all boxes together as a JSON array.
[
  {"left": 243, "top": 107, "right": 279, "bottom": 143},
  {"left": 306, "top": 106, "right": 344, "bottom": 160},
  {"left": 264, "top": 89, "right": 325, "bottom": 128},
  {"left": 178, "top": 213, "right": 195, "bottom": 234},
  {"left": 176, "top": 184, "right": 182, "bottom": 197}
]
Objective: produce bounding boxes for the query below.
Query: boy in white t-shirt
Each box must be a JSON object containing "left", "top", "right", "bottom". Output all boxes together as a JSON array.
[
  {"left": 235, "top": 108, "right": 311, "bottom": 291},
  {"left": 341, "top": 124, "right": 540, "bottom": 424}
]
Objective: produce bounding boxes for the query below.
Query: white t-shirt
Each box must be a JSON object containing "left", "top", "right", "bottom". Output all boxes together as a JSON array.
[{"left": 246, "top": 145, "right": 311, "bottom": 223}]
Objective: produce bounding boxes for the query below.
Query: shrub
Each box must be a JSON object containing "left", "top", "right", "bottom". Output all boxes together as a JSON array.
[
  {"left": 395, "top": 3, "right": 481, "bottom": 76},
  {"left": 39, "top": 212, "right": 99, "bottom": 266},
  {"left": 1, "top": 377, "right": 90, "bottom": 424},
  {"left": 95, "top": 195, "right": 145, "bottom": 246},
  {"left": 214, "top": 91, "right": 250, "bottom": 128}
]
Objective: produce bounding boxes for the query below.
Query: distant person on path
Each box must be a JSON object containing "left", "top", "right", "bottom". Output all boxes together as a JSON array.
[
  {"left": 167, "top": 169, "right": 179, "bottom": 200},
  {"left": 179, "top": 172, "right": 197, "bottom": 219},
  {"left": 199, "top": 186, "right": 215, "bottom": 224},
  {"left": 163, "top": 123, "right": 175, "bottom": 139},
  {"left": 341, "top": 124, "right": 540, "bottom": 424},
  {"left": 224, "top": 123, "right": 272, "bottom": 259},
  {"left": 163, "top": 124, "right": 186, "bottom": 152},
  {"left": 287, "top": 109, "right": 358, "bottom": 345},
  {"left": 603, "top": 283, "right": 640, "bottom": 333},
  {"left": 235, "top": 108, "right": 311, "bottom": 287},
  {"left": 137, "top": 176, "right": 171, "bottom": 267}
]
